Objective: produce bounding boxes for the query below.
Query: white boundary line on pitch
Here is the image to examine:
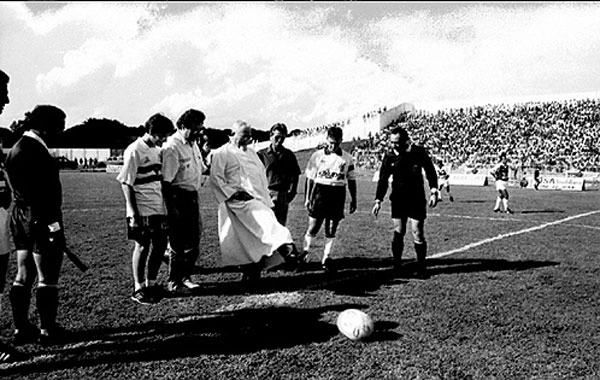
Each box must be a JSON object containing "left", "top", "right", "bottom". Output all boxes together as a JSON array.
[
  {"left": 563, "top": 223, "right": 600, "bottom": 231},
  {"left": 429, "top": 209, "right": 600, "bottom": 259}
]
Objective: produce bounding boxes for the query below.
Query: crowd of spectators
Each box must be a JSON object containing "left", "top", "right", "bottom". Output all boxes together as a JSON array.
[{"left": 348, "top": 98, "right": 600, "bottom": 174}]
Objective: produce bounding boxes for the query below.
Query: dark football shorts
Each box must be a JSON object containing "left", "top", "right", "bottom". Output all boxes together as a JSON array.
[
  {"left": 127, "top": 215, "right": 168, "bottom": 245},
  {"left": 10, "top": 204, "right": 54, "bottom": 253},
  {"left": 307, "top": 183, "right": 346, "bottom": 221},
  {"left": 390, "top": 191, "right": 427, "bottom": 221}
]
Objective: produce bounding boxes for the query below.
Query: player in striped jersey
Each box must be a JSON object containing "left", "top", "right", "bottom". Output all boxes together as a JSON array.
[{"left": 117, "top": 114, "right": 175, "bottom": 305}]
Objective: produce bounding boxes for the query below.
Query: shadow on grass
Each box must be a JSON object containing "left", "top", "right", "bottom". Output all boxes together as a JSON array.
[
  {"left": 310, "top": 257, "right": 557, "bottom": 296},
  {"left": 1, "top": 303, "right": 396, "bottom": 375},
  {"left": 519, "top": 209, "right": 565, "bottom": 214},
  {"left": 424, "top": 257, "right": 559, "bottom": 275},
  {"left": 180, "top": 256, "right": 558, "bottom": 297}
]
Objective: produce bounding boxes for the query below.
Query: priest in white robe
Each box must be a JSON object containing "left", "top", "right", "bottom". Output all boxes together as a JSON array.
[{"left": 209, "top": 120, "right": 299, "bottom": 282}]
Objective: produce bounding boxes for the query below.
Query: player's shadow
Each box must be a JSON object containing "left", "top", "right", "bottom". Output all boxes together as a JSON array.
[
  {"left": 181, "top": 256, "right": 558, "bottom": 297},
  {"left": 181, "top": 258, "right": 395, "bottom": 297},
  {"left": 423, "top": 257, "right": 559, "bottom": 275},
  {"left": 290, "top": 257, "right": 558, "bottom": 296},
  {"left": 519, "top": 209, "right": 565, "bottom": 214},
  {"left": 0, "top": 302, "right": 399, "bottom": 376}
]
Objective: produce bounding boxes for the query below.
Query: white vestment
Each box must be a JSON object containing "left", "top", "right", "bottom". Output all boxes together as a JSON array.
[{"left": 209, "top": 142, "right": 292, "bottom": 268}]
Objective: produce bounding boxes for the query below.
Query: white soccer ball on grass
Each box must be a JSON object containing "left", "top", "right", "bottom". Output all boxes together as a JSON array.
[{"left": 336, "top": 309, "right": 374, "bottom": 341}]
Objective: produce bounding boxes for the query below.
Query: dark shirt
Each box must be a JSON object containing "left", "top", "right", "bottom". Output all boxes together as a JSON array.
[
  {"left": 375, "top": 144, "right": 438, "bottom": 202},
  {"left": 492, "top": 162, "right": 509, "bottom": 181},
  {"left": 6, "top": 135, "right": 63, "bottom": 224},
  {"left": 257, "top": 145, "right": 301, "bottom": 191}
]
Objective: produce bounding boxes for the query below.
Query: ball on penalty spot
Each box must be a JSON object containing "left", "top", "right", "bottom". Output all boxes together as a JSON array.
[{"left": 336, "top": 309, "right": 374, "bottom": 341}]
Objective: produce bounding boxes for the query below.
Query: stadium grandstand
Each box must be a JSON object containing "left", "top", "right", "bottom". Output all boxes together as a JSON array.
[{"left": 261, "top": 97, "right": 600, "bottom": 188}]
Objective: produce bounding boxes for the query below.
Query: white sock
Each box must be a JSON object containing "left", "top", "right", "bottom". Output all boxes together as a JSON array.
[
  {"left": 502, "top": 198, "right": 509, "bottom": 210},
  {"left": 494, "top": 197, "right": 502, "bottom": 210},
  {"left": 323, "top": 237, "right": 335, "bottom": 262},
  {"left": 303, "top": 234, "right": 313, "bottom": 252},
  {"left": 134, "top": 282, "right": 144, "bottom": 291}
]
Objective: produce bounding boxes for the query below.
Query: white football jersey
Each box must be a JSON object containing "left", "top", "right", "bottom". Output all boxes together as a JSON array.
[{"left": 305, "top": 149, "right": 356, "bottom": 186}]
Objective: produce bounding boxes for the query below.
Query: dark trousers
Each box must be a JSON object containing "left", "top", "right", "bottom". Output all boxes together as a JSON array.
[
  {"left": 167, "top": 188, "right": 202, "bottom": 283},
  {"left": 269, "top": 190, "right": 290, "bottom": 226}
]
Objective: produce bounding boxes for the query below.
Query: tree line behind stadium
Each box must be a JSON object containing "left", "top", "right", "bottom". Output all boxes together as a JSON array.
[{"left": 1, "top": 96, "right": 599, "bottom": 174}]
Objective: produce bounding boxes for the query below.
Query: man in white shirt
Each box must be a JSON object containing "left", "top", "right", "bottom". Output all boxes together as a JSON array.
[{"left": 161, "top": 109, "right": 206, "bottom": 294}]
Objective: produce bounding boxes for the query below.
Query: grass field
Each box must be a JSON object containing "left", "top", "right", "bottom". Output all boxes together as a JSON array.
[{"left": 1, "top": 165, "right": 600, "bottom": 379}]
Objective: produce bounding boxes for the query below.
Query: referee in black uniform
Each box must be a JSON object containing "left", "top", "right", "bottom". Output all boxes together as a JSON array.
[
  {"left": 372, "top": 125, "right": 439, "bottom": 278},
  {"left": 5, "top": 104, "right": 68, "bottom": 345}
]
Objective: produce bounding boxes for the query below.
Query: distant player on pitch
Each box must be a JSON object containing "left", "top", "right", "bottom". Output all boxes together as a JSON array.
[
  {"left": 117, "top": 114, "right": 175, "bottom": 305},
  {"left": 490, "top": 153, "right": 513, "bottom": 214},
  {"left": 436, "top": 159, "right": 454, "bottom": 202}
]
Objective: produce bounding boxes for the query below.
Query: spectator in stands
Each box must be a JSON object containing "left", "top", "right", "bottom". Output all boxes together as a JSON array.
[
  {"left": 372, "top": 126, "right": 439, "bottom": 279},
  {"left": 257, "top": 123, "right": 301, "bottom": 226}
]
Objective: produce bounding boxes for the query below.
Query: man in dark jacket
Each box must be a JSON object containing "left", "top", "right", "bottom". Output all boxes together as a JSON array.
[
  {"left": 5, "top": 104, "right": 67, "bottom": 346},
  {"left": 0, "top": 69, "right": 26, "bottom": 362},
  {"left": 372, "top": 125, "right": 439, "bottom": 278},
  {"left": 257, "top": 123, "right": 301, "bottom": 226}
]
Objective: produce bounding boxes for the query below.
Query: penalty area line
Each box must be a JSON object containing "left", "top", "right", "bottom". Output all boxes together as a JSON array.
[{"left": 429, "top": 209, "right": 600, "bottom": 259}]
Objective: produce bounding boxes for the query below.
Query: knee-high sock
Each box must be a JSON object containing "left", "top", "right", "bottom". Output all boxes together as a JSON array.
[
  {"left": 36, "top": 286, "right": 59, "bottom": 330},
  {"left": 303, "top": 235, "right": 313, "bottom": 252},
  {"left": 322, "top": 237, "right": 335, "bottom": 262},
  {"left": 414, "top": 242, "right": 427, "bottom": 269},
  {"left": 9, "top": 284, "right": 31, "bottom": 330},
  {"left": 502, "top": 198, "right": 509, "bottom": 210},
  {"left": 168, "top": 249, "right": 186, "bottom": 284},
  {"left": 392, "top": 232, "right": 404, "bottom": 262},
  {"left": 494, "top": 197, "right": 502, "bottom": 210}
]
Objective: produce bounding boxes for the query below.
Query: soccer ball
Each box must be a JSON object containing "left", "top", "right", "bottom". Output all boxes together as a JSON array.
[{"left": 336, "top": 309, "right": 374, "bottom": 341}]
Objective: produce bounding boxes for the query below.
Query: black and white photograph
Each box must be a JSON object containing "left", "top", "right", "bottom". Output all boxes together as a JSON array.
[{"left": 1, "top": 1, "right": 600, "bottom": 379}]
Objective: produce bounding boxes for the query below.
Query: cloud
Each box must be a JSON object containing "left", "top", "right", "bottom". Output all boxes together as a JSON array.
[
  {"left": 2, "top": 2, "right": 600, "bottom": 130},
  {"left": 372, "top": 3, "right": 600, "bottom": 103}
]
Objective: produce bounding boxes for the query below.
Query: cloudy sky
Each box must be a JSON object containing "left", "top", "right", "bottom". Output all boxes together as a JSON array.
[{"left": 2, "top": 1, "right": 600, "bottom": 131}]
